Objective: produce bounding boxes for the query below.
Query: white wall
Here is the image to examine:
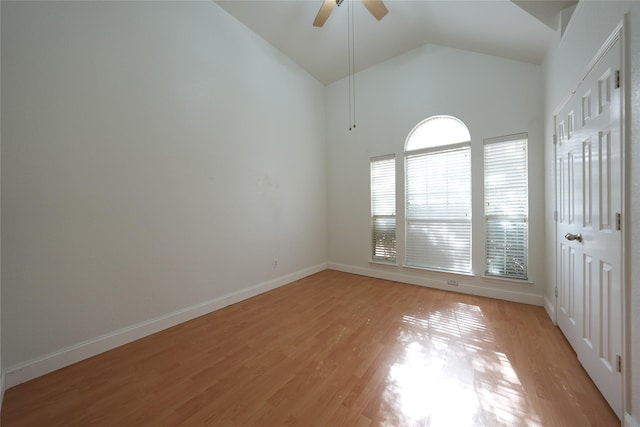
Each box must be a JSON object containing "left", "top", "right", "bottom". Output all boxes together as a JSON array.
[
  {"left": 542, "top": 2, "right": 640, "bottom": 424},
  {"left": 1, "top": 1, "right": 327, "bottom": 385},
  {"left": 326, "top": 44, "right": 545, "bottom": 305}
]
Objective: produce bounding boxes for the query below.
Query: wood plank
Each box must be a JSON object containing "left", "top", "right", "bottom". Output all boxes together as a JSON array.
[{"left": 1, "top": 270, "right": 619, "bottom": 426}]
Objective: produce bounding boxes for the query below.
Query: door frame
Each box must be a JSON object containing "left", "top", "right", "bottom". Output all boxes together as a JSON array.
[{"left": 551, "top": 19, "right": 629, "bottom": 417}]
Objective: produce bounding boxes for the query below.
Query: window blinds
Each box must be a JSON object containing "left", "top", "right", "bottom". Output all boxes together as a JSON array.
[
  {"left": 405, "top": 146, "right": 471, "bottom": 273},
  {"left": 371, "top": 156, "right": 396, "bottom": 262},
  {"left": 484, "top": 135, "right": 528, "bottom": 280}
]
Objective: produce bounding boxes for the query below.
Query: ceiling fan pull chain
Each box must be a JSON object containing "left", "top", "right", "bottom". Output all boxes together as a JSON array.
[
  {"left": 347, "top": 0, "right": 356, "bottom": 131},
  {"left": 351, "top": 0, "right": 356, "bottom": 129},
  {"left": 347, "top": 0, "right": 352, "bottom": 130}
]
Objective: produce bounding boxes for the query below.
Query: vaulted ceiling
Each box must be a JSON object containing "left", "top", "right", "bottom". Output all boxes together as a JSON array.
[{"left": 216, "top": 0, "right": 574, "bottom": 86}]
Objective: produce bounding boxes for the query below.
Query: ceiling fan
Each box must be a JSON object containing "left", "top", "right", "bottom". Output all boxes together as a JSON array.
[{"left": 313, "top": 0, "right": 388, "bottom": 27}]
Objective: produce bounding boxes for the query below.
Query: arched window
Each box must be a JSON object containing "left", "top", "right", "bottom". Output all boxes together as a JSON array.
[
  {"left": 405, "top": 115, "right": 471, "bottom": 151},
  {"left": 404, "top": 115, "right": 471, "bottom": 273}
]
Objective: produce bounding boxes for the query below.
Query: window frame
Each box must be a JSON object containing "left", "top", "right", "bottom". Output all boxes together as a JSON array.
[
  {"left": 404, "top": 116, "right": 472, "bottom": 274},
  {"left": 370, "top": 154, "right": 397, "bottom": 264},
  {"left": 483, "top": 133, "right": 529, "bottom": 281}
]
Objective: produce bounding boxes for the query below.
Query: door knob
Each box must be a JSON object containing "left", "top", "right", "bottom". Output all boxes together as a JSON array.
[{"left": 564, "top": 232, "right": 583, "bottom": 243}]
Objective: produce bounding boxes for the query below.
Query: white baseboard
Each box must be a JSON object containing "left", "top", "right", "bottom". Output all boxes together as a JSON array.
[
  {"left": 5, "top": 263, "right": 327, "bottom": 389},
  {"left": 543, "top": 296, "right": 556, "bottom": 325},
  {"left": 1, "top": 369, "right": 5, "bottom": 412},
  {"left": 625, "top": 413, "right": 640, "bottom": 427},
  {"left": 328, "top": 263, "right": 544, "bottom": 306}
]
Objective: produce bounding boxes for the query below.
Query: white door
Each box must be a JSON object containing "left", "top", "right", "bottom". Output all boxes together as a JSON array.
[{"left": 555, "top": 35, "right": 623, "bottom": 418}]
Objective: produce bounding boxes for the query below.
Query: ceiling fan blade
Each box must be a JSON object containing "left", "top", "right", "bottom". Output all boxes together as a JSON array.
[
  {"left": 313, "top": 0, "right": 336, "bottom": 27},
  {"left": 361, "top": 0, "right": 388, "bottom": 21}
]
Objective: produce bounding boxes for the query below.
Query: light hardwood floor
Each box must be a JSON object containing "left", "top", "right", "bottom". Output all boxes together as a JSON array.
[{"left": 2, "top": 270, "right": 619, "bottom": 426}]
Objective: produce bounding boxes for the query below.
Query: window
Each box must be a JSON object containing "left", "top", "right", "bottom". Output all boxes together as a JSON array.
[
  {"left": 371, "top": 116, "right": 529, "bottom": 282},
  {"left": 484, "top": 134, "right": 528, "bottom": 280},
  {"left": 405, "top": 116, "right": 471, "bottom": 273},
  {"left": 371, "top": 155, "right": 396, "bottom": 263}
]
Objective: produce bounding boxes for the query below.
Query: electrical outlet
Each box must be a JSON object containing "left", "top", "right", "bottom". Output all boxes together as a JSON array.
[
  {"left": 447, "top": 279, "right": 459, "bottom": 286},
  {"left": 272, "top": 259, "right": 279, "bottom": 268}
]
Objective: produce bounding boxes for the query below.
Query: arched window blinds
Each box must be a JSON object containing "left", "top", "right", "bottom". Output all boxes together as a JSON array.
[{"left": 404, "top": 116, "right": 471, "bottom": 273}]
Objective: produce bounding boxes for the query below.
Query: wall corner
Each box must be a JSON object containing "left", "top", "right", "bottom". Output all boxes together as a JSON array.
[{"left": 624, "top": 412, "right": 640, "bottom": 427}]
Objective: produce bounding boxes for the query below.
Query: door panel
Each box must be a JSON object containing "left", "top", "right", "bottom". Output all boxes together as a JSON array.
[{"left": 555, "top": 36, "right": 622, "bottom": 418}]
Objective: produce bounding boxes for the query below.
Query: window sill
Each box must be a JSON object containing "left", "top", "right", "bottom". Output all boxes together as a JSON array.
[
  {"left": 402, "top": 264, "right": 474, "bottom": 277},
  {"left": 369, "top": 260, "right": 398, "bottom": 267},
  {"left": 482, "top": 274, "right": 533, "bottom": 286},
  {"left": 402, "top": 266, "right": 533, "bottom": 286},
  {"left": 368, "top": 263, "right": 534, "bottom": 287}
]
